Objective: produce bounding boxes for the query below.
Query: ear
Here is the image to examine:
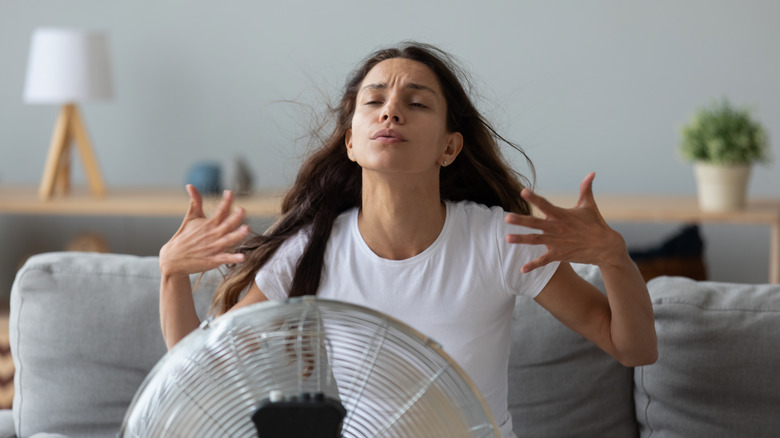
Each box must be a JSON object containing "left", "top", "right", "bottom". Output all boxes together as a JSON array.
[
  {"left": 345, "top": 128, "right": 355, "bottom": 161},
  {"left": 440, "top": 132, "right": 463, "bottom": 166}
]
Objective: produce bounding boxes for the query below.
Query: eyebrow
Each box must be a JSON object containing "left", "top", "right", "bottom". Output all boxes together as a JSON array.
[{"left": 360, "top": 82, "right": 438, "bottom": 95}]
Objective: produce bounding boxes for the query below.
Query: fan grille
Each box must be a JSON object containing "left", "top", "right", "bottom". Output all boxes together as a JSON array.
[{"left": 122, "top": 297, "right": 498, "bottom": 437}]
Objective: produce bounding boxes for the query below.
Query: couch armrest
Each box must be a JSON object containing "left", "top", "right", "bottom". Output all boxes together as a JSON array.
[{"left": 10, "top": 252, "right": 215, "bottom": 438}]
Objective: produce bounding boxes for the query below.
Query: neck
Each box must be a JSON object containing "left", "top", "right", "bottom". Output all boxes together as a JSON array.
[{"left": 358, "top": 173, "right": 446, "bottom": 260}]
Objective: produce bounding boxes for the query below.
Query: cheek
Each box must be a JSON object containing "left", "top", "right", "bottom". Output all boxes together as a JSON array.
[
  {"left": 348, "top": 117, "right": 363, "bottom": 141},
  {"left": 350, "top": 113, "right": 373, "bottom": 142}
]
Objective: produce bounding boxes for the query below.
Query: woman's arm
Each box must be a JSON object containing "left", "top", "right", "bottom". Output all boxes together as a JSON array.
[
  {"left": 534, "top": 260, "right": 657, "bottom": 367},
  {"left": 159, "top": 273, "right": 201, "bottom": 350},
  {"left": 159, "top": 185, "right": 250, "bottom": 349},
  {"left": 505, "top": 173, "right": 658, "bottom": 366}
]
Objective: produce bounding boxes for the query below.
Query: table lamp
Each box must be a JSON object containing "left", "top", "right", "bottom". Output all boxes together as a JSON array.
[{"left": 24, "top": 28, "right": 114, "bottom": 200}]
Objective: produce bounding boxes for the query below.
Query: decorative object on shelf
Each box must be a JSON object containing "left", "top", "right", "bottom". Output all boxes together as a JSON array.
[
  {"left": 679, "top": 98, "right": 771, "bottom": 212},
  {"left": 629, "top": 225, "right": 707, "bottom": 282},
  {"left": 232, "top": 156, "right": 254, "bottom": 196},
  {"left": 24, "top": 28, "right": 114, "bottom": 201},
  {"left": 65, "top": 231, "right": 110, "bottom": 253},
  {"left": 186, "top": 162, "right": 222, "bottom": 195}
]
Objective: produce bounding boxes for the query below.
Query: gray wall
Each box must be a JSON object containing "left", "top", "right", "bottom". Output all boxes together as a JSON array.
[{"left": 2, "top": 1, "right": 779, "bottom": 296}]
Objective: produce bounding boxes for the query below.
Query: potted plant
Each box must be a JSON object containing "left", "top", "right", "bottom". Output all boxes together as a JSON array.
[{"left": 680, "top": 98, "right": 770, "bottom": 211}]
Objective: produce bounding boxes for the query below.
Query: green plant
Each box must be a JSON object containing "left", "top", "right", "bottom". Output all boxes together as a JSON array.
[{"left": 679, "top": 99, "right": 770, "bottom": 164}]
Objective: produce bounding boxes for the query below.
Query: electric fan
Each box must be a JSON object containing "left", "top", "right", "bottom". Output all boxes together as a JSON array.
[{"left": 120, "top": 297, "right": 499, "bottom": 437}]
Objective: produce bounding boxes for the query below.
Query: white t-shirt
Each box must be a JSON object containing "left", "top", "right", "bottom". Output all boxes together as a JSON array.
[{"left": 255, "top": 201, "right": 560, "bottom": 437}]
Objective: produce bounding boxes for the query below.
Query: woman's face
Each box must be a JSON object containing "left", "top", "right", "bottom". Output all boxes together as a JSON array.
[{"left": 346, "top": 58, "right": 462, "bottom": 178}]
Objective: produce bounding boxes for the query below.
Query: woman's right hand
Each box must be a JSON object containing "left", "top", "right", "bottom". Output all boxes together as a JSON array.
[{"left": 159, "top": 185, "right": 250, "bottom": 278}]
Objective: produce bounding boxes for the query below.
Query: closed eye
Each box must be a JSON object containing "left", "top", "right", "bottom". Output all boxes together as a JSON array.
[{"left": 410, "top": 102, "right": 427, "bottom": 108}]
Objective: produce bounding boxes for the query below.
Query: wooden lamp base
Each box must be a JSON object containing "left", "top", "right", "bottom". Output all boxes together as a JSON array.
[{"left": 39, "top": 103, "right": 106, "bottom": 200}]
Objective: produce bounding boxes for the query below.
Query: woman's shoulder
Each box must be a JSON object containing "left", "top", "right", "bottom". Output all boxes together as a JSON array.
[
  {"left": 445, "top": 201, "right": 510, "bottom": 240},
  {"left": 332, "top": 206, "right": 359, "bottom": 231},
  {"left": 448, "top": 200, "right": 509, "bottom": 221}
]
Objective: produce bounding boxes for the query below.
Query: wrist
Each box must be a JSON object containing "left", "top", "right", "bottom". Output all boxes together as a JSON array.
[
  {"left": 159, "top": 261, "right": 190, "bottom": 284},
  {"left": 598, "top": 230, "right": 632, "bottom": 271}
]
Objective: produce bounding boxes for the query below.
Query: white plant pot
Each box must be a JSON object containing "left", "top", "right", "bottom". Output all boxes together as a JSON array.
[{"left": 693, "top": 162, "right": 752, "bottom": 212}]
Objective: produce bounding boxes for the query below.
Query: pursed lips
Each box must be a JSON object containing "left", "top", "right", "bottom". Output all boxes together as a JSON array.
[{"left": 371, "top": 129, "right": 406, "bottom": 143}]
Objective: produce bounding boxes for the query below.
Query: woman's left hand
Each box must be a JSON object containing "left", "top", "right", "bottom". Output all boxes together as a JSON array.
[{"left": 505, "top": 172, "right": 627, "bottom": 273}]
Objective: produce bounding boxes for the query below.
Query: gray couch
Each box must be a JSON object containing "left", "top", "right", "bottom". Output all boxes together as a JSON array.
[{"left": 4, "top": 252, "right": 780, "bottom": 437}]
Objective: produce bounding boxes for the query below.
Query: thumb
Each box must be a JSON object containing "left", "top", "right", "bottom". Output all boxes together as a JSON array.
[
  {"left": 576, "top": 172, "right": 597, "bottom": 208},
  {"left": 184, "top": 184, "right": 206, "bottom": 221}
]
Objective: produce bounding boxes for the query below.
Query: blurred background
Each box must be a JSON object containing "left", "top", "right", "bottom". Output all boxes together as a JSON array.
[{"left": 1, "top": 0, "right": 778, "bottom": 297}]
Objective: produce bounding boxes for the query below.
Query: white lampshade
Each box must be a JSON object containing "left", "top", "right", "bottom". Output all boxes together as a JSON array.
[{"left": 24, "top": 28, "right": 114, "bottom": 104}]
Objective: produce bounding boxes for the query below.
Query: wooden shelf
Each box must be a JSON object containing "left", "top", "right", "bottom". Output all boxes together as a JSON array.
[
  {"left": 0, "top": 186, "right": 283, "bottom": 217},
  {"left": 1, "top": 186, "right": 778, "bottom": 283}
]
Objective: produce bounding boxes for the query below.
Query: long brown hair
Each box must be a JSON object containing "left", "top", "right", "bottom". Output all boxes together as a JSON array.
[{"left": 211, "top": 42, "right": 534, "bottom": 315}]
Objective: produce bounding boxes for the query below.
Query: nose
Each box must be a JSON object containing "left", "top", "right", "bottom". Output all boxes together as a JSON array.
[{"left": 380, "top": 99, "right": 403, "bottom": 123}]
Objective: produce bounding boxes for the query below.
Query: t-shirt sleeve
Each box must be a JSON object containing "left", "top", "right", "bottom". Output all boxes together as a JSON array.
[
  {"left": 254, "top": 228, "right": 310, "bottom": 300},
  {"left": 496, "top": 211, "right": 560, "bottom": 299}
]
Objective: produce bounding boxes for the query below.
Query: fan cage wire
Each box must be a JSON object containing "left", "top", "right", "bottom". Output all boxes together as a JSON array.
[{"left": 121, "top": 297, "right": 499, "bottom": 437}]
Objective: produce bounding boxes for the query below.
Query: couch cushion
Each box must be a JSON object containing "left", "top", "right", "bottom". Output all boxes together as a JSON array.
[
  {"left": 636, "top": 277, "right": 780, "bottom": 437},
  {"left": 509, "top": 263, "right": 638, "bottom": 437},
  {"left": 10, "top": 252, "right": 215, "bottom": 438}
]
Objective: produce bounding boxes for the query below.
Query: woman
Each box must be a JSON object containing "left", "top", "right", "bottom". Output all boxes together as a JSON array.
[{"left": 159, "top": 42, "right": 657, "bottom": 436}]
